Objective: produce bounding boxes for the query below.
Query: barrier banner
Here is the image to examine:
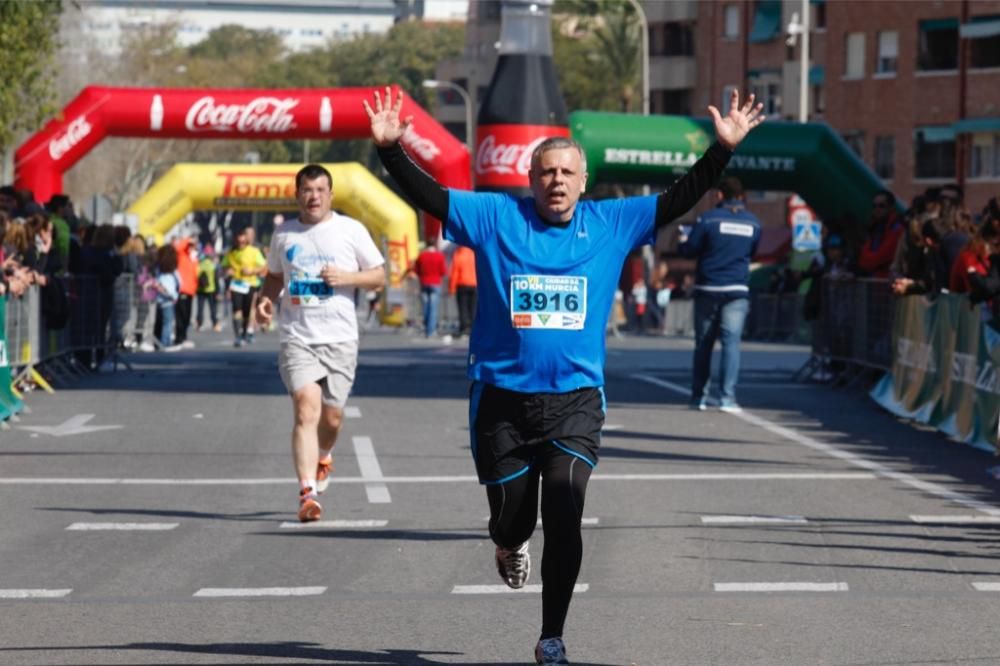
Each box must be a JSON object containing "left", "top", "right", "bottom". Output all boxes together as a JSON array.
[
  {"left": 0, "top": 296, "right": 24, "bottom": 420},
  {"left": 871, "top": 294, "right": 1000, "bottom": 453}
]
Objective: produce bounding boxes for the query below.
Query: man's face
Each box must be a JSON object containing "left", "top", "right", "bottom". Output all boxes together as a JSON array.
[
  {"left": 296, "top": 175, "right": 333, "bottom": 224},
  {"left": 235, "top": 232, "right": 248, "bottom": 249},
  {"left": 529, "top": 147, "right": 587, "bottom": 223},
  {"left": 871, "top": 195, "right": 891, "bottom": 221}
]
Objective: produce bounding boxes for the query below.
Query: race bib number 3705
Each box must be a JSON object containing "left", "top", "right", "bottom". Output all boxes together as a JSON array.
[{"left": 510, "top": 274, "right": 587, "bottom": 330}]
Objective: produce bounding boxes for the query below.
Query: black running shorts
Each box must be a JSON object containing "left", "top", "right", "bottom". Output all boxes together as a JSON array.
[{"left": 469, "top": 382, "right": 605, "bottom": 484}]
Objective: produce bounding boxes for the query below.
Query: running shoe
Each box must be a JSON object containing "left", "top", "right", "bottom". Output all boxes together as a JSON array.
[
  {"left": 298, "top": 488, "right": 322, "bottom": 522},
  {"left": 495, "top": 541, "right": 530, "bottom": 589},
  {"left": 316, "top": 456, "right": 334, "bottom": 494},
  {"left": 719, "top": 400, "right": 743, "bottom": 413},
  {"left": 689, "top": 398, "right": 708, "bottom": 411},
  {"left": 535, "top": 637, "right": 569, "bottom": 665}
]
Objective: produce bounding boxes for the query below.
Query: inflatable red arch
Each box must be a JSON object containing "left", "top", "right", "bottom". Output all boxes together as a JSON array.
[{"left": 14, "top": 86, "right": 471, "bottom": 237}]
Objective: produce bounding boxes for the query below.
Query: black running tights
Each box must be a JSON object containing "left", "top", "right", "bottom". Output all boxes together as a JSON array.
[{"left": 486, "top": 445, "right": 592, "bottom": 640}]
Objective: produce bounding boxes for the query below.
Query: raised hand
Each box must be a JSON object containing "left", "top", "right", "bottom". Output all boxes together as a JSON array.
[
  {"left": 708, "top": 90, "right": 766, "bottom": 151},
  {"left": 362, "top": 86, "right": 413, "bottom": 147}
]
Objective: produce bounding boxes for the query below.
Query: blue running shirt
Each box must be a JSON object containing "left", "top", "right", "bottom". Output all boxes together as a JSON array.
[{"left": 447, "top": 190, "right": 658, "bottom": 393}]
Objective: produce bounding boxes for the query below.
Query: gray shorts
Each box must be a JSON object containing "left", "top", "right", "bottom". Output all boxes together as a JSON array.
[{"left": 278, "top": 338, "right": 358, "bottom": 407}]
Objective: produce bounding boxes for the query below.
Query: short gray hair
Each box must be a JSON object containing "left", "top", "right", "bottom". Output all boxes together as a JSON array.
[{"left": 530, "top": 136, "right": 587, "bottom": 174}]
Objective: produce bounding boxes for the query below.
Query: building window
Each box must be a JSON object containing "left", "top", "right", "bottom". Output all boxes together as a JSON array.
[
  {"left": 842, "top": 131, "right": 865, "bottom": 159},
  {"left": 969, "top": 133, "right": 1000, "bottom": 178},
  {"left": 876, "top": 31, "right": 898, "bottom": 74},
  {"left": 874, "top": 136, "right": 895, "bottom": 179},
  {"left": 969, "top": 16, "right": 1000, "bottom": 69},
  {"left": 918, "top": 19, "right": 958, "bottom": 71},
  {"left": 914, "top": 127, "right": 956, "bottom": 179},
  {"left": 813, "top": 84, "right": 825, "bottom": 114},
  {"left": 651, "top": 22, "right": 694, "bottom": 56},
  {"left": 652, "top": 89, "right": 692, "bottom": 116},
  {"left": 812, "top": 1, "right": 826, "bottom": 30},
  {"left": 723, "top": 5, "right": 739, "bottom": 38},
  {"left": 844, "top": 32, "right": 865, "bottom": 79},
  {"left": 749, "top": 78, "right": 781, "bottom": 116}
]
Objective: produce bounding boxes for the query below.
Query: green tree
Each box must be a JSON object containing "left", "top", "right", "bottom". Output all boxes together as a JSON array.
[
  {"left": 553, "top": 0, "right": 640, "bottom": 112},
  {"left": 0, "top": 0, "right": 62, "bottom": 160}
]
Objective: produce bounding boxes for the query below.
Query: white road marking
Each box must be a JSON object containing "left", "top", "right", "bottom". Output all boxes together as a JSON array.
[
  {"left": 16, "top": 414, "right": 122, "bottom": 437},
  {"left": 0, "top": 472, "right": 877, "bottom": 486},
  {"left": 66, "top": 522, "right": 179, "bottom": 531},
  {"left": 192, "top": 413, "right": 204, "bottom": 419},
  {"left": 632, "top": 373, "right": 1000, "bottom": 517},
  {"left": 353, "top": 436, "right": 391, "bottom": 504},
  {"left": 452, "top": 584, "right": 589, "bottom": 595},
  {"left": 344, "top": 406, "right": 362, "bottom": 418},
  {"left": 701, "top": 515, "right": 808, "bottom": 524},
  {"left": 602, "top": 424, "right": 624, "bottom": 431},
  {"left": 279, "top": 520, "right": 388, "bottom": 529},
  {"left": 0, "top": 589, "right": 72, "bottom": 598},
  {"left": 478, "top": 516, "right": 599, "bottom": 525},
  {"left": 911, "top": 515, "right": 1000, "bottom": 524},
  {"left": 972, "top": 582, "right": 1000, "bottom": 591},
  {"left": 714, "top": 582, "right": 848, "bottom": 592},
  {"left": 193, "top": 587, "right": 326, "bottom": 597}
]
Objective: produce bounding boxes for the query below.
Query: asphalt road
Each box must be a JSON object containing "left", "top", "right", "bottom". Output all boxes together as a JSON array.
[{"left": 2, "top": 326, "right": 1000, "bottom": 665}]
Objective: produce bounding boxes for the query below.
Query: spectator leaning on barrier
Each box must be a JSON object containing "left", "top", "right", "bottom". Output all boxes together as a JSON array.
[
  {"left": 969, "top": 198, "right": 1000, "bottom": 308},
  {"left": 949, "top": 225, "right": 992, "bottom": 295},
  {"left": 857, "top": 190, "right": 905, "bottom": 278},
  {"left": 679, "top": 175, "right": 761, "bottom": 413},
  {"left": 448, "top": 244, "right": 477, "bottom": 338},
  {"left": 45, "top": 194, "right": 75, "bottom": 273}
]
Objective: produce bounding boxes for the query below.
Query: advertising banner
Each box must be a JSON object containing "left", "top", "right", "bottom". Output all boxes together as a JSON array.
[{"left": 871, "top": 294, "right": 1000, "bottom": 453}]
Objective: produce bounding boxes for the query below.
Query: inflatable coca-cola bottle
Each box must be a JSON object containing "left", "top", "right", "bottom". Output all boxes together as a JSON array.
[{"left": 475, "top": 0, "right": 569, "bottom": 195}]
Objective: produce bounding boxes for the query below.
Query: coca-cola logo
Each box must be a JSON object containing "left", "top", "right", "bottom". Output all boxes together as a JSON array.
[
  {"left": 401, "top": 126, "right": 441, "bottom": 162},
  {"left": 185, "top": 96, "right": 299, "bottom": 133},
  {"left": 475, "top": 134, "right": 546, "bottom": 177},
  {"left": 48, "top": 116, "right": 92, "bottom": 160}
]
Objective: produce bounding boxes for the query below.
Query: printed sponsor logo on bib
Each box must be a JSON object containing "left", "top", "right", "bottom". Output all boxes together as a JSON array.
[
  {"left": 510, "top": 274, "right": 586, "bottom": 330},
  {"left": 230, "top": 279, "right": 251, "bottom": 294},
  {"left": 288, "top": 271, "right": 333, "bottom": 307}
]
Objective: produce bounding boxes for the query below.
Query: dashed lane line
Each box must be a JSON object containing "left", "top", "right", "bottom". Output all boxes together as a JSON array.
[
  {"left": 452, "top": 584, "right": 589, "bottom": 595},
  {"left": 66, "top": 522, "right": 179, "bottom": 531},
  {"left": 193, "top": 587, "right": 326, "bottom": 597},
  {"left": 631, "top": 373, "right": 1000, "bottom": 517},
  {"left": 911, "top": 515, "right": 1000, "bottom": 524},
  {"left": 353, "top": 436, "right": 391, "bottom": 503},
  {"left": 0, "top": 589, "right": 72, "bottom": 599},
  {"left": 714, "top": 582, "right": 849, "bottom": 592},
  {"left": 279, "top": 519, "right": 388, "bottom": 529},
  {"left": 701, "top": 515, "right": 808, "bottom": 524}
]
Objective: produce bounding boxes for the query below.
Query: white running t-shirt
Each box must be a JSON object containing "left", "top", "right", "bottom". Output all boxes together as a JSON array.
[{"left": 267, "top": 213, "right": 384, "bottom": 344}]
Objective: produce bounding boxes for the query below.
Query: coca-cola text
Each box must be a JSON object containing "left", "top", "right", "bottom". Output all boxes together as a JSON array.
[
  {"left": 185, "top": 96, "right": 299, "bottom": 133},
  {"left": 48, "top": 116, "right": 92, "bottom": 161}
]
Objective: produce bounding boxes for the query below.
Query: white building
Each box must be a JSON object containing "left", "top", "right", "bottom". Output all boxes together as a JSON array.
[{"left": 78, "top": 0, "right": 401, "bottom": 54}]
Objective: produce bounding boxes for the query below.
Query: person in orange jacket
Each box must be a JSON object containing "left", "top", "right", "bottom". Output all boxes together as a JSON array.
[
  {"left": 173, "top": 234, "right": 199, "bottom": 347},
  {"left": 449, "top": 244, "right": 477, "bottom": 337}
]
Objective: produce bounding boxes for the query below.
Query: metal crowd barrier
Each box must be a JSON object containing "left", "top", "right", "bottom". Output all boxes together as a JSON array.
[
  {"left": 2, "top": 274, "right": 139, "bottom": 408},
  {"left": 794, "top": 277, "right": 895, "bottom": 384},
  {"left": 745, "top": 291, "right": 807, "bottom": 342}
]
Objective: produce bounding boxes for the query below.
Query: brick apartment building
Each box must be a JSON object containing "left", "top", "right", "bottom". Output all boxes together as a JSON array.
[{"left": 433, "top": 0, "right": 1000, "bottom": 237}]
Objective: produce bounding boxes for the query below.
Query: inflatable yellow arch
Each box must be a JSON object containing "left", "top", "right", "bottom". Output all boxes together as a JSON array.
[{"left": 128, "top": 163, "right": 418, "bottom": 326}]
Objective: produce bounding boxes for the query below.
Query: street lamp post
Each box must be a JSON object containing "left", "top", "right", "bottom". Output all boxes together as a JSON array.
[
  {"left": 626, "top": 0, "right": 649, "bottom": 116},
  {"left": 786, "top": 0, "right": 810, "bottom": 123},
  {"left": 422, "top": 79, "right": 474, "bottom": 158}
]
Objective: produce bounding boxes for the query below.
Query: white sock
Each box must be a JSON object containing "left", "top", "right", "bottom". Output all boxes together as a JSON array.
[
  {"left": 300, "top": 479, "right": 317, "bottom": 494},
  {"left": 318, "top": 452, "right": 332, "bottom": 463}
]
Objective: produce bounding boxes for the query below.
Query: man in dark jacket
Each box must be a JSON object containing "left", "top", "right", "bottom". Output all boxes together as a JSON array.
[{"left": 679, "top": 176, "right": 761, "bottom": 412}]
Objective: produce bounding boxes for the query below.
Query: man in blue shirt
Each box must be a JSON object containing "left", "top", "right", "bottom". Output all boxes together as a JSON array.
[
  {"left": 679, "top": 176, "right": 761, "bottom": 413},
  {"left": 364, "top": 87, "right": 764, "bottom": 665}
]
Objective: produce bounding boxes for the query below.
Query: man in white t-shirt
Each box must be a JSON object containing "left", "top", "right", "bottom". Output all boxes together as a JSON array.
[{"left": 257, "top": 164, "right": 385, "bottom": 522}]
